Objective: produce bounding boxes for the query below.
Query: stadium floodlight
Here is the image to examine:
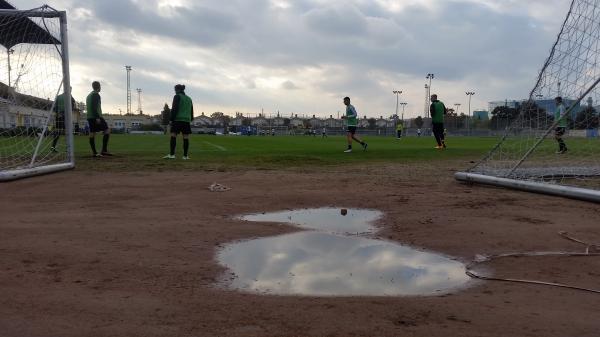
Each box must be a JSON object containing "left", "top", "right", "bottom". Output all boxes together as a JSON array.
[
  {"left": 466, "top": 92, "right": 475, "bottom": 135},
  {"left": 456, "top": 0, "right": 600, "bottom": 203},
  {"left": 393, "top": 90, "right": 402, "bottom": 122},
  {"left": 0, "top": 6, "right": 74, "bottom": 181},
  {"left": 399, "top": 102, "right": 407, "bottom": 121}
]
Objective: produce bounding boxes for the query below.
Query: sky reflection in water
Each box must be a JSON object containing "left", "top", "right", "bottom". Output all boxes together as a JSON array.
[{"left": 219, "top": 208, "right": 469, "bottom": 296}]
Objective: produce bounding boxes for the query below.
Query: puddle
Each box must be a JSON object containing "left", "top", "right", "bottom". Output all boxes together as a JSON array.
[{"left": 218, "top": 208, "right": 470, "bottom": 296}]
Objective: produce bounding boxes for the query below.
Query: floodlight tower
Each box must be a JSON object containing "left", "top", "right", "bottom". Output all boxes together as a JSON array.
[
  {"left": 393, "top": 90, "right": 402, "bottom": 123},
  {"left": 399, "top": 102, "right": 407, "bottom": 122},
  {"left": 426, "top": 73, "right": 434, "bottom": 115},
  {"left": 136, "top": 88, "right": 142, "bottom": 114},
  {"left": 424, "top": 84, "right": 429, "bottom": 119},
  {"left": 454, "top": 103, "right": 461, "bottom": 130},
  {"left": 125, "top": 65, "right": 132, "bottom": 114},
  {"left": 7, "top": 49, "right": 14, "bottom": 87},
  {"left": 466, "top": 91, "right": 475, "bottom": 135}
]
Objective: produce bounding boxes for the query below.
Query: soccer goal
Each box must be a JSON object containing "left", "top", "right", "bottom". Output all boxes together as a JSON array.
[
  {"left": 0, "top": 6, "right": 73, "bottom": 181},
  {"left": 456, "top": 0, "right": 600, "bottom": 203}
]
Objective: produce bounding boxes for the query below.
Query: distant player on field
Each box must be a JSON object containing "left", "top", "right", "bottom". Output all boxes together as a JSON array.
[
  {"left": 342, "top": 97, "right": 367, "bottom": 153},
  {"left": 396, "top": 120, "right": 404, "bottom": 139},
  {"left": 86, "top": 81, "right": 112, "bottom": 157},
  {"left": 430, "top": 94, "right": 447, "bottom": 149},
  {"left": 164, "top": 84, "right": 194, "bottom": 160},
  {"left": 51, "top": 87, "right": 76, "bottom": 152},
  {"left": 554, "top": 96, "right": 568, "bottom": 154}
]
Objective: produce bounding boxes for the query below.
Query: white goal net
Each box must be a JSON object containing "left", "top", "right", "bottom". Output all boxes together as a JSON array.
[
  {"left": 457, "top": 0, "right": 600, "bottom": 202},
  {"left": 0, "top": 6, "right": 73, "bottom": 181}
]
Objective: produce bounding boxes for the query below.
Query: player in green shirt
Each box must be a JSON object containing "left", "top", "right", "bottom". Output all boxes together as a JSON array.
[
  {"left": 429, "top": 94, "right": 447, "bottom": 149},
  {"left": 342, "top": 97, "right": 367, "bottom": 153},
  {"left": 51, "top": 87, "right": 76, "bottom": 152},
  {"left": 554, "top": 96, "right": 568, "bottom": 154},
  {"left": 86, "top": 81, "right": 112, "bottom": 157},
  {"left": 164, "top": 84, "right": 194, "bottom": 159}
]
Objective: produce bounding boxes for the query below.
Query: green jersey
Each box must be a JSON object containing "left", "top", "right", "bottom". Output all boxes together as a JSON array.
[
  {"left": 555, "top": 103, "right": 567, "bottom": 128},
  {"left": 171, "top": 92, "right": 193, "bottom": 123},
  {"left": 86, "top": 90, "right": 102, "bottom": 119},
  {"left": 430, "top": 100, "right": 446, "bottom": 124},
  {"left": 346, "top": 104, "right": 358, "bottom": 127}
]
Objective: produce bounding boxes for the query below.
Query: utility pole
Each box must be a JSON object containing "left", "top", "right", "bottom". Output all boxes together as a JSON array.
[
  {"left": 136, "top": 88, "right": 142, "bottom": 114},
  {"left": 466, "top": 91, "right": 475, "bottom": 135},
  {"left": 125, "top": 65, "right": 132, "bottom": 115}
]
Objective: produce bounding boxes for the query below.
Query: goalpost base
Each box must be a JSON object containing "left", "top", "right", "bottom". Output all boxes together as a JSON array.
[
  {"left": 455, "top": 172, "right": 600, "bottom": 203},
  {"left": 0, "top": 162, "right": 74, "bottom": 182}
]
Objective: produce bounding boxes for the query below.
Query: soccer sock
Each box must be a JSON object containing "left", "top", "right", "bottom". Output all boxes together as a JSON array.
[
  {"left": 347, "top": 144, "right": 352, "bottom": 150},
  {"left": 183, "top": 139, "right": 189, "bottom": 156},
  {"left": 89, "top": 137, "right": 96, "bottom": 154},
  {"left": 52, "top": 134, "right": 59, "bottom": 148},
  {"left": 170, "top": 137, "right": 176, "bottom": 155},
  {"left": 102, "top": 134, "right": 110, "bottom": 153}
]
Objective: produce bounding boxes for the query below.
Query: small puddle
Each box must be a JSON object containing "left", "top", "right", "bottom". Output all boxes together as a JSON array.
[{"left": 218, "top": 208, "right": 470, "bottom": 296}]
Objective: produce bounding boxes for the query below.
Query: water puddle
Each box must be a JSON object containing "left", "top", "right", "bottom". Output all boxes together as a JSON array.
[{"left": 218, "top": 208, "right": 470, "bottom": 296}]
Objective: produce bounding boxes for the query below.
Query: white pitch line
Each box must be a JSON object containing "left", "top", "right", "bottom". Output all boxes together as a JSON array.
[{"left": 203, "top": 141, "right": 227, "bottom": 151}]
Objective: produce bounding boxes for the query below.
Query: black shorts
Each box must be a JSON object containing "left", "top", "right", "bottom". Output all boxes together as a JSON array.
[
  {"left": 555, "top": 127, "right": 566, "bottom": 137},
  {"left": 171, "top": 121, "right": 191, "bottom": 135},
  {"left": 88, "top": 118, "right": 108, "bottom": 133},
  {"left": 347, "top": 126, "right": 357, "bottom": 134},
  {"left": 55, "top": 115, "right": 65, "bottom": 131}
]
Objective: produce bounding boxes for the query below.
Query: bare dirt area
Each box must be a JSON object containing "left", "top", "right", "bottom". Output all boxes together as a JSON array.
[{"left": 1, "top": 162, "right": 599, "bottom": 337}]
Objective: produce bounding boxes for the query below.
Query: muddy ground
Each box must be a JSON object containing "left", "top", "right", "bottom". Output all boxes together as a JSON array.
[{"left": 1, "top": 163, "right": 599, "bottom": 337}]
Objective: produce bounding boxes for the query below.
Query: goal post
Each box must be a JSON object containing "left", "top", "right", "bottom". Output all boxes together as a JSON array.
[
  {"left": 456, "top": 0, "right": 600, "bottom": 203},
  {"left": 0, "top": 6, "right": 74, "bottom": 181}
]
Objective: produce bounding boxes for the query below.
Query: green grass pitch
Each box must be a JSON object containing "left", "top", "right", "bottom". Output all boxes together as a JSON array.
[{"left": 72, "top": 134, "right": 500, "bottom": 171}]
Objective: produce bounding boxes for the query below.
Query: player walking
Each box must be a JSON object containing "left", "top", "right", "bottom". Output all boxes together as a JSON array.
[
  {"left": 51, "top": 87, "right": 76, "bottom": 152},
  {"left": 554, "top": 96, "right": 568, "bottom": 154},
  {"left": 430, "top": 94, "right": 447, "bottom": 149},
  {"left": 164, "top": 84, "right": 194, "bottom": 159},
  {"left": 396, "top": 120, "right": 404, "bottom": 139},
  {"left": 342, "top": 97, "right": 367, "bottom": 153},
  {"left": 86, "top": 81, "right": 112, "bottom": 157}
]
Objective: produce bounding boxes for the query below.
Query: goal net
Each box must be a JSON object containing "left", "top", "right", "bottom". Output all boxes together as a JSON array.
[
  {"left": 0, "top": 6, "right": 73, "bottom": 181},
  {"left": 456, "top": 0, "right": 600, "bottom": 202}
]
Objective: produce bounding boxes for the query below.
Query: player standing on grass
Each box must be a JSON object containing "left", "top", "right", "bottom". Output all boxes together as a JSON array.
[
  {"left": 396, "top": 120, "right": 404, "bottom": 139},
  {"left": 164, "top": 84, "right": 194, "bottom": 160},
  {"left": 554, "top": 96, "right": 568, "bottom": 154},
  {"left": 51, "top": 87, "right": 76, "bottom": 152},
  {"left": 342, "top": 97, "right": 367, "bottom": 153},
  {"left": 430, "top": 94, "right": 447, "bottom": 149},
  {"left": 86, "top": 81, "right": 112, "bottom": 157}
]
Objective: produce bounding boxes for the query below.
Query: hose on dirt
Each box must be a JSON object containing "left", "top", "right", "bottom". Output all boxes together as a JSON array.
[{"left": 466, "top": 231, "right": 600, "bottom": 294}]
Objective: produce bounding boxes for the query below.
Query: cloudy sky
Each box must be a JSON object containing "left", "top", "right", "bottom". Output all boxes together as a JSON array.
[{"left": 15, "top": 0, "right": 572, "bottom": 118}]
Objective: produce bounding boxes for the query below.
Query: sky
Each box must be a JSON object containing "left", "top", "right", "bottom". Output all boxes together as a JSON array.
[{"left": 11, "top": 0, "right": 572, "bottom": 119}]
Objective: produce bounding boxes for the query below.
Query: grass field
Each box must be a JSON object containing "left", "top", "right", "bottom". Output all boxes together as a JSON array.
[{"left": 73, "top": 134, "right": 500, "bottom": 171}]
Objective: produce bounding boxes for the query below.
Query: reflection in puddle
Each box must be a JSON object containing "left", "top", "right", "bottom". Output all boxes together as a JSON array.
[
  {"left": 239, "top": 207, "right": 382, "bottom": 234},
  {"left": 218, "top": 208, "right": 470, "bottom": 296}
]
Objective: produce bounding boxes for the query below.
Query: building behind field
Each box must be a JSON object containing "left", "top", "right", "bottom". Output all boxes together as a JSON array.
[{"left": 0, "top": 82, "right": 82, "bottom": 130}]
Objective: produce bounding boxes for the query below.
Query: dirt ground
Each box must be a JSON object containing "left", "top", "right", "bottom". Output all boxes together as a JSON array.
[{"left": 1, "top": 162, "right": 599, "bottom": 337}]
